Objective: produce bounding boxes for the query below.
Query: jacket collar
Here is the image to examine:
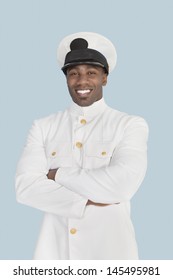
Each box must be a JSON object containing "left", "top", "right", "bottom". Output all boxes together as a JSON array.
[{"left": 68, "top": 98, "right": 107, "bottom": 120}]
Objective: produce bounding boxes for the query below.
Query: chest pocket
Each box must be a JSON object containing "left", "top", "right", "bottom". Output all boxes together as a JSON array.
[
  {"left": 46, "top": 141, "right": 72, "bottom": 169},
  {"left": 84, "top": 142, "right": 114, "bottom": 169}
]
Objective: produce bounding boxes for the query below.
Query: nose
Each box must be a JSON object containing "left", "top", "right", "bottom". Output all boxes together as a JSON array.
[{"left": 76, "top": 73, "right": 89, "bottom": 86}]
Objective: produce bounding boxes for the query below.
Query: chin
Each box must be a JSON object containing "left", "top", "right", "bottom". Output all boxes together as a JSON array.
[
  {"left": 72, "top": 97, "right": 93, "bottom": 107},
  {"left": 75, "top": 100, "right": 95, "bottom": 107}
]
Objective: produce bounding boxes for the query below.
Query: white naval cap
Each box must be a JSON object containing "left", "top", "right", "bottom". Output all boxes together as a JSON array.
[{"left": 57, "top": 32, "right": 117, "bottom": 75}]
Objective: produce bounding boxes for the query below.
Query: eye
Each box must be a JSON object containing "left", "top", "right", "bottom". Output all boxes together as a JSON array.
[
  {"left": 88, "top": 71, "right": 96, "bottom": 75},
  {"left": 68, "top": 71, "right": 78, "bottom": 77}
]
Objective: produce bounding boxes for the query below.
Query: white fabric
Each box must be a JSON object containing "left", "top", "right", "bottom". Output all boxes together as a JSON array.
[{"left": 15, "top": 98, "right": 149, "bottom": 259}]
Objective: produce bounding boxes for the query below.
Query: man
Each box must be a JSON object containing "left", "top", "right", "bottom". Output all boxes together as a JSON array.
[{"left": 15, "top": 32, "right": 149, "bottom": 259}]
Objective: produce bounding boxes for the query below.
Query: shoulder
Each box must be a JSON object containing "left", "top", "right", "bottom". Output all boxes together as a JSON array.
[
  {"left": 33, "top": 110, "right": 68, "bottom": 127},
  {"left": 27, "top": 110, "right": 68, "bottom": 140},
  {"left": 104, "top": 105, "right": 149, "bottom": 132}
]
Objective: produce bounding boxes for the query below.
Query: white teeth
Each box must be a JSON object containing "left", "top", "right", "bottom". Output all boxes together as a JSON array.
[{"left": 77, "top": 89, "right": 91, "bottom": 95}]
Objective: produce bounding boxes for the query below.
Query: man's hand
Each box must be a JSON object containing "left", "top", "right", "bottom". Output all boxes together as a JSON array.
[
  {"left": 47, "top": 168, "right": 58, "bottom": 181},
  {"left": 87, "top": 200, "right": 120, "bottom": 207},
  {"left": 87, "top": 200, "right": 110, "bottom": 207}
]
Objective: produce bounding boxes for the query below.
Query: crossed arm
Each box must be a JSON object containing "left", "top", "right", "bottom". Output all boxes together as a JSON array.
[
  {"left": 47, "top": 168, "right": 109, "bottom": 206},
  {"left": 16, "top": 116, "right": 148, "bottom": 217}
]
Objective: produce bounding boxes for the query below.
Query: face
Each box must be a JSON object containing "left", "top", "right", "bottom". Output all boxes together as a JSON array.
[{"left": 66, "top": 64, "right": 107, "bottom": 107}]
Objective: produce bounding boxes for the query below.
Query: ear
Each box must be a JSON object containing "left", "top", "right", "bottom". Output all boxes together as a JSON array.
[{"left": 102, "top": 74, "right": 108, "bottom": 86}]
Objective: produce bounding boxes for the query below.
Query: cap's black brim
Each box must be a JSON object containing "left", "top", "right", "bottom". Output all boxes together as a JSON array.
[{"left": 62, "top": 61, "right": 107, "bottom": 74}]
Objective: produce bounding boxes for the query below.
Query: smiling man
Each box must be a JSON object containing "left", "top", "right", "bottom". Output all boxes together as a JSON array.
[
  {"left": 15, "top": 32, "right": 149, "bottom": 260},
  {"left": 66, "top": 64, "right": 107, "bottom": 107}
]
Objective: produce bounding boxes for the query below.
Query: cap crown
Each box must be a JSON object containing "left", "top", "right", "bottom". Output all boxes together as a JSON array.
[{"left": 57, "top": 32, "right": 117, "bottom": 73}]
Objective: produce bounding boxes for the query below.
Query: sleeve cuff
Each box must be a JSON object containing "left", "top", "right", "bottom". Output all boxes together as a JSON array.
[{"left": 55, "top": 167, "right": 72, "bottom": 182}]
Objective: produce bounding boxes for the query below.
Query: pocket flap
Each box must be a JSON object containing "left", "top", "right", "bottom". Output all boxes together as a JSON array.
[
  {"left": 46, "top": 141, "right": 72, "bottom": 158},
  {"left": 85, "top": 142, "right": 113, "bottom": 158}
]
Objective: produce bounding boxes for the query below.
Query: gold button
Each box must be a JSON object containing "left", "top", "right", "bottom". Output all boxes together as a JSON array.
[
  {"left": 70, "top": 228, "right": 77, "bottom": 235},
  {"left": 80, "top": 119, "right": 87, "bottom": 125},
  {"left": 101, "top": 151, "right": 107, "bottom": 156},
  {"left": 51, "top": 151, "right": 56, "bottom": 156},
  {"left": 76, "top": 142, "right": 83, "bottom": 149}
]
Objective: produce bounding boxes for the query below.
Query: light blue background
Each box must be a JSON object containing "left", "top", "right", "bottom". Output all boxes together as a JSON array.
[{"left": 0, "top": 0, "right": 173, "bottom": 259}]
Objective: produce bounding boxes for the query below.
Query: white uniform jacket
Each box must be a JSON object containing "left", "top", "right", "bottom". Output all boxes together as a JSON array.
[{"left": 15, "top": 98, "right": 149, "bottom": 259}]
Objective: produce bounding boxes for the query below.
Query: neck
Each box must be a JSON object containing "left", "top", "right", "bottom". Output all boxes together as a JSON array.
[{"left": 68, "top": 98, "right": 107, "bottom": 119}]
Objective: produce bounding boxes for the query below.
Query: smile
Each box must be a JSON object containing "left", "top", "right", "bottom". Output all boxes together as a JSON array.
[{"left": 76, "top": 89, "right": 92, "bottom": 96}]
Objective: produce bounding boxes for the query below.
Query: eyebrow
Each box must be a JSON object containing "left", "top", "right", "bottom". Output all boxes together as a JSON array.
[{"left": 67, "top": 65, "right": 101, "bottom": 72}]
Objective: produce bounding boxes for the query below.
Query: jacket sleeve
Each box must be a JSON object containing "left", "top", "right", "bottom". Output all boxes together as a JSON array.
[
  {"left": 55, "top": 117, "right": 149, "bottom": 204},
  {"left": 15, "top": 120, "right": 87, "bottom": 218}
]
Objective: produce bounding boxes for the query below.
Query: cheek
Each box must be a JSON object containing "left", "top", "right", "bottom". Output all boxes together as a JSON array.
[{"left": 67, "top": 78, "right": 76, "bottom": 89}]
